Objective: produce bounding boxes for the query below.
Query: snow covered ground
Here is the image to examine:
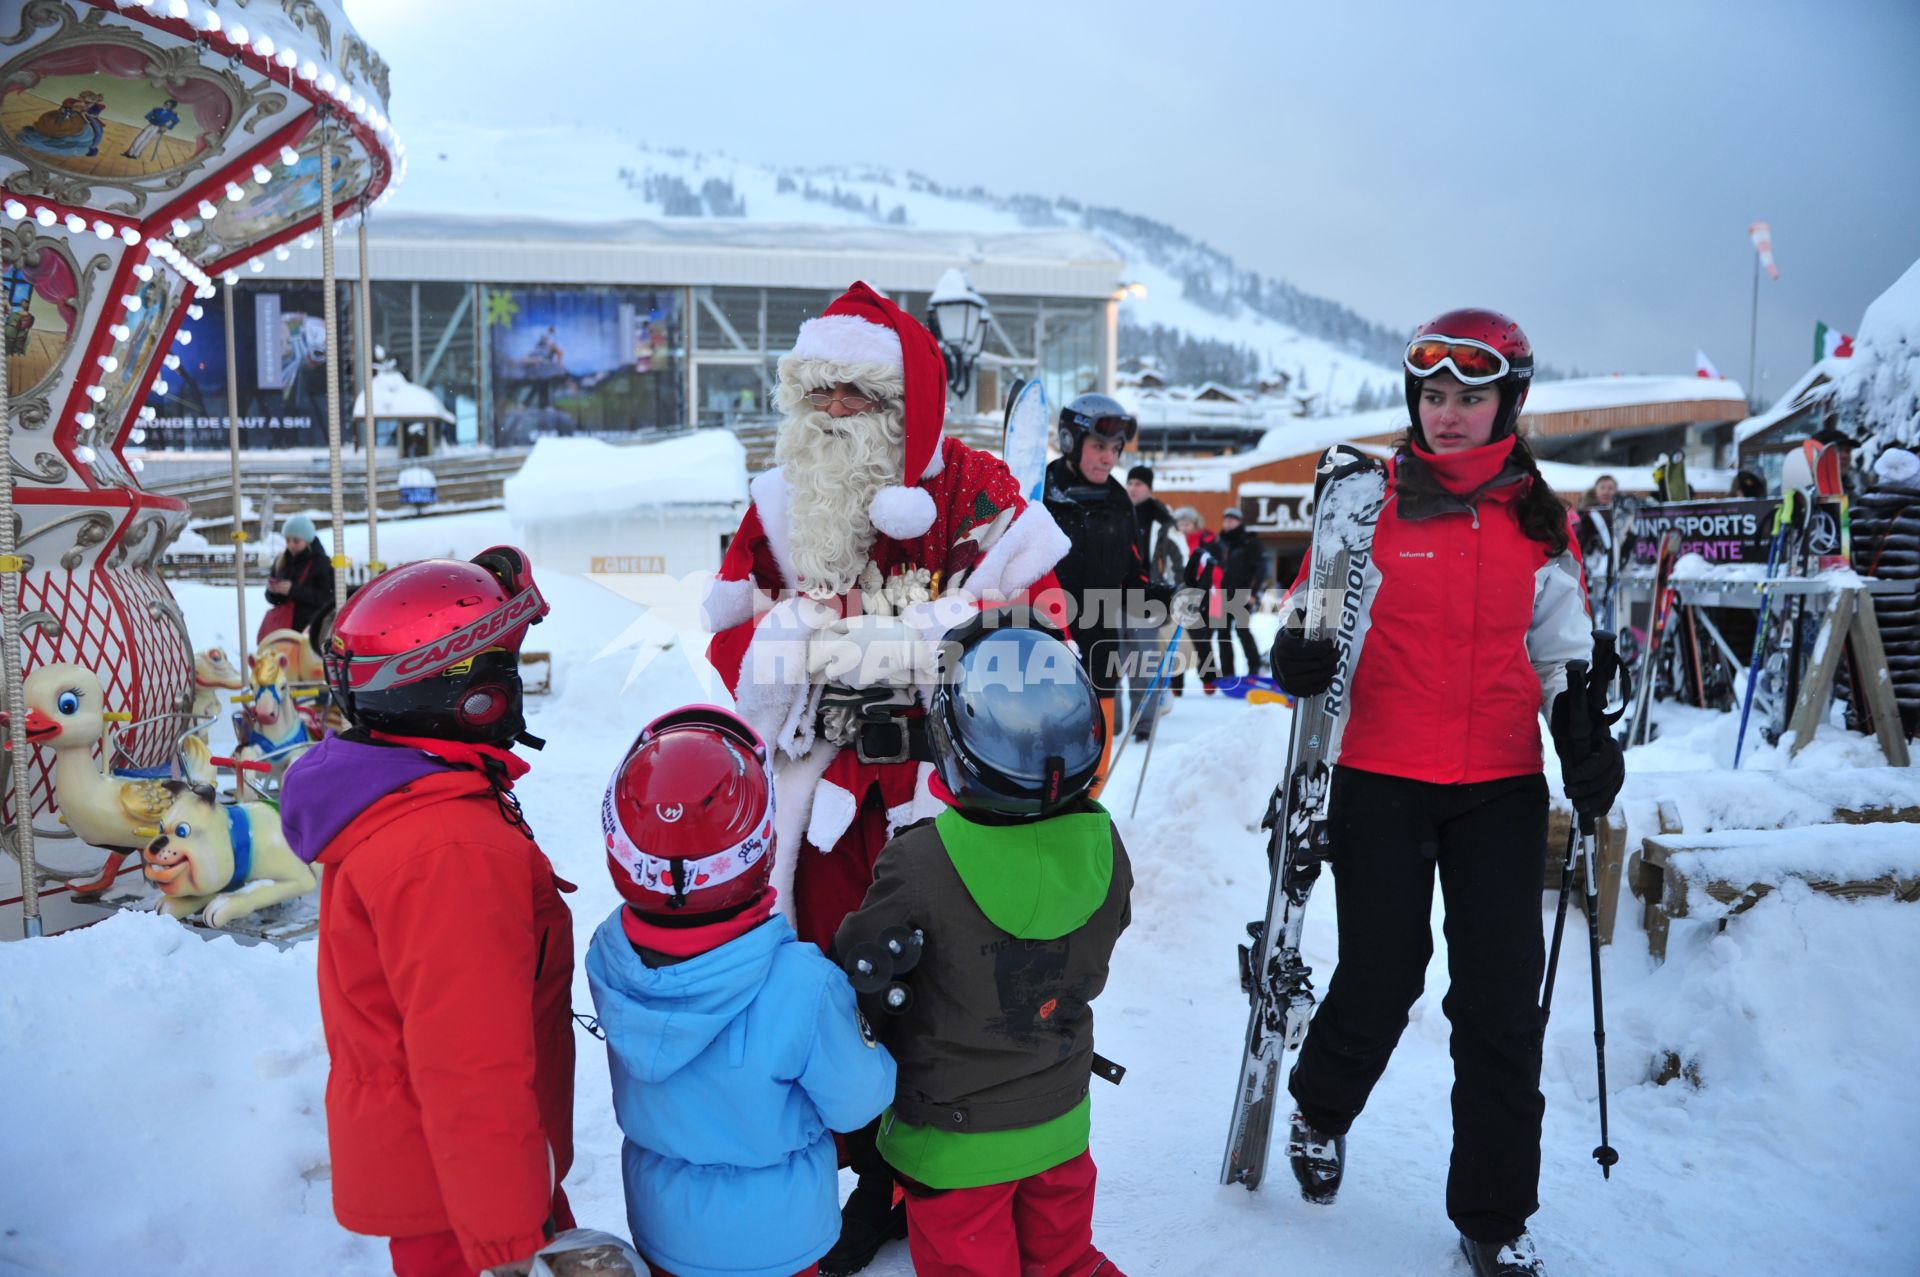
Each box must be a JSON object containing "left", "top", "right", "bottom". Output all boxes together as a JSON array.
[{"left": 2, "top": 571, "right": 1917, "bottom": 1274}]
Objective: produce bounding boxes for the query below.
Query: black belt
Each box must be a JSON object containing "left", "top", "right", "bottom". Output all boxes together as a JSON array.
[{"left": 855, "top": 713, "right": 936, "bottom": 766}]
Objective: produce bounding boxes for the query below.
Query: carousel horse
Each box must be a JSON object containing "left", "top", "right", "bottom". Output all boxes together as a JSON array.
[
  {"left": 192, "top": 647, "right": 245, "bottom": 722},
  {"left": 22, "top": 664, "right": 215, "bottom": 894},
  {"left": 234, "top": 647, "right": 321, "bottom": 777},
  {"left": 141, "top": 781, "right": 316, "bottom": 929},
  {"left": 253, "top": 628, "right": 340, "bottom": 734}
]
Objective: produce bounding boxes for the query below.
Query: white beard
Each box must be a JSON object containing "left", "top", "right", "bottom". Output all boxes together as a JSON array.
[{"left": 774, "top": 405, "right": 906, "bottom": 599}]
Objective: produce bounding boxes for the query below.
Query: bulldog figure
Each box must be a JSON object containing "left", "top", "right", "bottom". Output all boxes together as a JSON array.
[{"left": 141, "top": 781, "right": 317, "bottom": 929}]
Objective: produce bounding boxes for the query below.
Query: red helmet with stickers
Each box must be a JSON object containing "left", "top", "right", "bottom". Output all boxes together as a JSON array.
[
  {"left": 1403, "top": 307, "right": 1535, "bottom": 445},
  {"left": 603, "top": 705, "right": 775, "bottom": 917},
  {"left": 323, "top": 545, "right": 548, "bottom": 745}
]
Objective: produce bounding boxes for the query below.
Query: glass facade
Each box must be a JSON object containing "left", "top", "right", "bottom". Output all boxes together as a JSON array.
[{"left": 148, "top": 279, "right": 1104, "bottom": 447}]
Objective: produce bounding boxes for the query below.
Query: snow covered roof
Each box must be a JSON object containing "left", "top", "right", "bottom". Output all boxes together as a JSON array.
[
  {"left": 245, "top": 212, "right": 1125, "bottom": 301},
  {"left": 1523, "top": 375, "right": 1748, "bottom": 414},
  {"left": 503, "top": 431, "right": 748, "bottom": 525},
  {"left": 351, "top": 368, "right": 454, "bottom": 424},
  {"left": 1732, "top": 362, "right": 1841, "bottom": 446},
  {"left": 1833, "top": 256, "right": 1920, "bottom": 455}
]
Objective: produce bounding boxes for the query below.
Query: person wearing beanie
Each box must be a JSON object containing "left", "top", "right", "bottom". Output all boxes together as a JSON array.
[
  {"left": 262, "top": 513, "right": 336, "bottom": 647},
  {"left": 834, "top": 621, "right": 1132, "bottom": 1277},
  {"left": 1124, "top": 464, "right": 1184, "bottom": 739},
  {"left": 1210, "top": 506, "right": 1268, "bottom": 684},
  {"left": 1269, "top": 309, "right": 1612, "bottom": 1277},
  {"left": 586, "top": 705, "right": 895, "bottom": 1277},
  {"left": 701, "top": 282, "right": 1071, "bottom": 1273}
]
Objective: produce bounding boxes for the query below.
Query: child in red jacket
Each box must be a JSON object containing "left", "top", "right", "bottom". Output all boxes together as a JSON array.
[{"left": 284, "top": 548, "right": 573, "bottom": 1277}]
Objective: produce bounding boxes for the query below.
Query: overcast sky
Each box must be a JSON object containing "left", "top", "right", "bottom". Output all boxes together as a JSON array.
[{"left": 348, "top": 0, "right": 1918, "bottom": 400}]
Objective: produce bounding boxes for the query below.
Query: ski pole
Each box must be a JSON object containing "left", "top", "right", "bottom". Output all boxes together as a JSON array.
[
  {"left": 1128, "top": 691, "right": 1162, "bottom": 820},
  {"left": 1106, "top": 620, "right": 1184, "bottom": 780},
  {"left": 1582, "top": 820, "right": 1621, "bottom": 1179},
  {"left": 1540, "top": 818, "right": 1579, "bottom": 1019}
]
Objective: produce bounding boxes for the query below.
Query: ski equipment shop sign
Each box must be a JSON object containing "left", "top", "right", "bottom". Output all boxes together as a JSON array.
[{"left": 1624, "top": 497, "right": 1844, "bottom": 567}]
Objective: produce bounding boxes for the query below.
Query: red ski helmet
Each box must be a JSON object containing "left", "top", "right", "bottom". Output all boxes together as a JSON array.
[
  {"left": 603, "top": 705, "right": 776, "bottom": 917},
  {"left": 324, "top": 545, "right": 548, "bottom": 745},
  {"left": 1403, "top": 308, "right": 1534, "bottom": 446}
]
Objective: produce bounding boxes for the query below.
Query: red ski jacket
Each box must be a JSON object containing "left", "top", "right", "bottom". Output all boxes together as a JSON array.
[
  {"left": 1285, "top": 438, "right": 1591, "bottom": 785},
  {"left": 313, "top": 769, "right": 576, "bottom": 1272}
]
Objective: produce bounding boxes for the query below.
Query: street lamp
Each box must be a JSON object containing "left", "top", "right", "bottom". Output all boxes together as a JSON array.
[{"left": 927, "top": 268, "right": 989, "bottom": 399}]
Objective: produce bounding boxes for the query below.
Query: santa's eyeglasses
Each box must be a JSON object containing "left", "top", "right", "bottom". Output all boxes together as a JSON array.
[{"left": 806, "top": 386, "right": 887, "bottom": 413}]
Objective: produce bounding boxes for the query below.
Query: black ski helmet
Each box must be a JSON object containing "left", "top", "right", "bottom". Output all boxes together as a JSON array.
[
  {"left": 1056, "top": 393, "right": 1137, "bottom": 465},
  {"left": 927, "top": 616, "right": 1105, "bottom": 820}
]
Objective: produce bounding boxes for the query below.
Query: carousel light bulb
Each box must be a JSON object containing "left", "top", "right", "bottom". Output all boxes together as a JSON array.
[
  {"left": 280, "top": 146, "right": 300, "bottom": 167},
  {"left": 152, "top": 379, "right": 169, "bottom": 396},
  {"left": 133, "top": 263, "right": 154, "bottom": 281},
  {"left": 276, "top": 47, "right": 297, "bottom": 68},
  {"left": 120, "top": 227, "right": 141, "bottom": 246},
  {"left": 274, "top": 247, "right": 290, "bottom": 261},
  {"left": 299, "top": 234, "right": 314, "bottom": 249},
  {"left": 228, "top": 23, "right": 247, "bottom": 44},
  {"left": 187, "top": 304, "right": 203, "bottom": 320},
  {"left": 98, "top": 355, "right": 120, "bottom": 373},
  {"left": 131, "top": 428, "right": 147, "bottom": 444},
  {"left": 65, "top": 213, "right": 86, "bottom": 233},
  {"left": 252, "top": 164, "right": 273, "bottom": 184},
  {"left": 175, "top": 329, "right": 192, "bottom": 345},
  {"left": 352, "top": 95, "right": 367, "bottom": 116},
  {"left": 198, "top": 200, "right": 218, "bottom": 219},
  {"left": 121, "top": 294, "right": 142, "bottom": 313},
  {"left": 166, "top": 0, "right": 187, "bottom": 17},
  {"left": 321, "top": 73, "right": 337, "bottom": 93},
  {"left": 171, "top": 219, "right": 190, "bottom": 237},
  {"left": 222, "top": 270, "right": 239, "bottom": 285},
  {"left": 84, "top": 385, "right": 105, "bottom": 403},
  {"left": 224, "top": 182, "right": 245, "bottom": 203},
  {"left": 197, "top": 284, "right": 215, "bottom": 299},
  {"left": 110, "top": 323, "right": 131, "bottom": 342},
  {"left": 164, "top": 354, "right": 180, "bottom": 370},
  {"left": 299, "top": 61, "right": 318, "bottom": 81},
  {"left": 200, "top": 10, "right": 220, "bottom": 32},
  {"left": 248, "top": 258, "right": 265, "bottom": 272},
  {"left": 34, "top": 207, "right": 56, "bottom": 227},
  {"left": 255, "top": 36, "right": 275, "bottom": 59},
  {"left": 4, "top": 199, "right": 25, "bottom": 219},
  {"left": 140, "top": 406, "right": 157, "bottom": 421},
  {"left": 76, "top": 413, "right": 96, "bottom": 429},
  {"left": 93, "top": 220, "right": 113, "bottom": 239},
  {"left": 130, "top": 457, "right": 146, "bottom": 473},
  {"left": 75, "top": 445, "right": 97, "bottom": 463}
]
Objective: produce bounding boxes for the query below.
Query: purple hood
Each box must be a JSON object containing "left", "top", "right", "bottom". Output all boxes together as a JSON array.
[{"left": 280, "top": 733, "right": 454, "bottom": 864}]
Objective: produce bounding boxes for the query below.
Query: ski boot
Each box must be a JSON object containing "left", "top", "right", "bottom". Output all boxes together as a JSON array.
[
  {"left": 816, "top": 1174, "right": 907, "bottom": 1276},
  {"left": 1459, "top": 1231, "right": 1547, "bottom": 1276},
  {"left": 1286, "top": 1111, "right": 1345, "bottom": 1205}
]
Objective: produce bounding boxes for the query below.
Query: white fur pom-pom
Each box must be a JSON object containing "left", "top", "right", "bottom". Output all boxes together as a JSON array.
[{"left": 869, "top": 485, "right": 937, "bottom": 540}]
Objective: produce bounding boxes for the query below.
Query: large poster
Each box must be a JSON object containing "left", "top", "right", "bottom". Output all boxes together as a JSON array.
[
  {"left": 488, "top": 287, "right": 681, "bottom": 445},
  {"left": 145, "top": 284, "right": 349, "bottom": 448}
]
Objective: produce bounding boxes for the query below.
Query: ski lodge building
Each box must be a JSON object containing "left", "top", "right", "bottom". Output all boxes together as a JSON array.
[{"left": 150, "top": 213, "right": 1126, "bottom": 455}]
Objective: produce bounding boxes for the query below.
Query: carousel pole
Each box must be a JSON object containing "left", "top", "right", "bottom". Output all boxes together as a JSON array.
[
  {"left": 317, "top": 110, "right": 349, "bottom": 614},
  {"left": 224, "top": 282, "right": 248, "bottom": 672},
  {"left": 357, "top": 207, "right": 380, "bottom": 576},
  {"left": 0, "top": 259, "right": 42, "bottom": 936}
]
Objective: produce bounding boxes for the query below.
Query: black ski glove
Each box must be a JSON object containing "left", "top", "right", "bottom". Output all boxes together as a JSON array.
[
  {"left": 1550, "top": 690, "right": 1625, "bottom": 821},
  {"left": 1272, "top": 625, "right": 1337, "bottom": 698}
]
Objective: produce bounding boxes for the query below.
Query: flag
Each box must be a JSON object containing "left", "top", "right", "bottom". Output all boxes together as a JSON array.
[
  {"left": 1813, "top": 320, "right": 1854, "bottom": 361},
  {"left": 1694, "top": 349, "right": 1722, "bottom": 379},
  {"left": 1748, "top": 221, "right": 1780, "bottom": 280}
]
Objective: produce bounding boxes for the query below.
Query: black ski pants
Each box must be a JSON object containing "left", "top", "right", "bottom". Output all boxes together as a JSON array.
[{"left": 1288, "top": 765, "right": 1549, "bottom": 1244}]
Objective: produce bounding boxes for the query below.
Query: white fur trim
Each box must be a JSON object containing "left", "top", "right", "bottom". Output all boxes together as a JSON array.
[
  {"left": 748, "top": 469, "right": 796, "bottom": 591},
  {"left": 729, "top": 595, "right": 835, "bottom": 754},
  {"left": 922, "top": 439, "right": 946, "bottom": 480},
  {"left": 701, "top": 575, "right": 765, "bottom": 633},
  {"left": 869, "top": 485, "right": 937, "bottom": 540},
  {"left": 963, "top": 502, "right": 1072, "bottom": 599},
  {"left": 884, "top": 763, "right": 945, "bottom": 838},
  {"left": 767, "top": 744, "right": 836, "bottom": 924},
  {"left": 806, "top": 778, "right": 861, "bottom": 853},
  {"left": 792, "top": 314, "right": 902, "bottom": 369}
]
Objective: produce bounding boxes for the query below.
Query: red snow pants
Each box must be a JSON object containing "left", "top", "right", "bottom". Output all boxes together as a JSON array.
[
  {"left": 386, "top": 1187, "right": 574, "bottom": 1277},
  {"left": 793, "top": 784, "right": 892, "bottom": 951},
  {"left": 902, "top": 1150, "right": 1124, "bottom": 1277}
]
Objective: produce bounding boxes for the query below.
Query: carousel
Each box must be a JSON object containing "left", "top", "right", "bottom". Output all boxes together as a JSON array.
[{"left": 0, "top": 0, "right": 400, "bottom": 938}]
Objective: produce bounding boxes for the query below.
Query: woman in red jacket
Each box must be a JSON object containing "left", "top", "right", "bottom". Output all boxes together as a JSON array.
[
  {"left": 282, "top": 547, "right": 574, "bottom": 1277},
  {"left": 1269, "top": 310, "right": 1623, "bottom": 1277}
]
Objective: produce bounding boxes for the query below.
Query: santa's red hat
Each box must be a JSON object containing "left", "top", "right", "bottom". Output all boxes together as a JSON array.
[{"left": 779, "top": 281, "right": 945, "bottom": 540}]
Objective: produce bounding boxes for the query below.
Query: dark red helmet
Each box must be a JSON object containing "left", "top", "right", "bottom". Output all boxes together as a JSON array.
[
  {"left": 603, "top": 705, "right": 775, "bottom": 917},
  {"left": 324, "top": 545, "right": 547, "bottom": 745},
  {"left": 1403, "top": 308, "right": 1534, "bottom": 444}
]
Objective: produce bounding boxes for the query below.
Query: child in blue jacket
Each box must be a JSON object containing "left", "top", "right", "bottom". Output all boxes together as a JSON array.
[{"left": 586, "top": 706, "right": 895, "bottom": 1277}]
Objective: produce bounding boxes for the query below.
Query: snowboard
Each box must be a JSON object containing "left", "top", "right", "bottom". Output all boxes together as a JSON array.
[
  {"left": 1221, "top": 445, "right": 1387, "bottom": 1190},
  {"left": 1001, "top": 376, "right": 1050, "bottom": 502},
  {"left": 1216, "top": 673, "right": 1294, "bottom": 707}
]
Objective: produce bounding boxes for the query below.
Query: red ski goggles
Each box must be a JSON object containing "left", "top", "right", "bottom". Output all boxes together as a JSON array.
[{"left": 1404, "top": 335, "right": 1511, "bottom": 386}]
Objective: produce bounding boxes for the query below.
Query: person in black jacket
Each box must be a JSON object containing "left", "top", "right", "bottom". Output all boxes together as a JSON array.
[
  {"left": 1211, "top": 507, "right": 1268, "bottom": 680},
  {"left": 1849, "top": 446, "right": 1920, "bottom": 738},
  {"left": 1124, "top": 465, "right": 1185, "bottom": 739},
  {"left": 1043, "top": 395, "right": 1172, "bottom": 776},
  {"left": 262, "top": 513, "right": 336, "bottom": 648}
]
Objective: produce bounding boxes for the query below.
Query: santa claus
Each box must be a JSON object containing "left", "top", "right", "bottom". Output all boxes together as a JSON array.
[
  {"left": 704, "top": 281, "right": 1069, "bottom": 943},
  {"left": 703, "top": 282, "right": 1068, "bottom": 1270}
]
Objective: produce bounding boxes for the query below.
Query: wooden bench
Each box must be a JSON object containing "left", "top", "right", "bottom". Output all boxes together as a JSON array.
[
  {"left": 1544, "top": 805, "right": 1626, "bottom": 947},
  {"left": 1634, "top": 819, "right": 1920, "bottom": 960}
]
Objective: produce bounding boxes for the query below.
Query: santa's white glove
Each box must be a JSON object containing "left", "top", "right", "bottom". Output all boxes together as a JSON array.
[{"left": 808, "top": 615, "right": 936, "bottom": 688}]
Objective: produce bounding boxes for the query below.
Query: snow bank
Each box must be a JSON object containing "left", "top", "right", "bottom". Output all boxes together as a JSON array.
[
  {"left": 503, "top": 432, "right": 747, "bottom": 525},
  {"left": 1837, "top": 256, "right": 1920, "bottom": 459}
]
